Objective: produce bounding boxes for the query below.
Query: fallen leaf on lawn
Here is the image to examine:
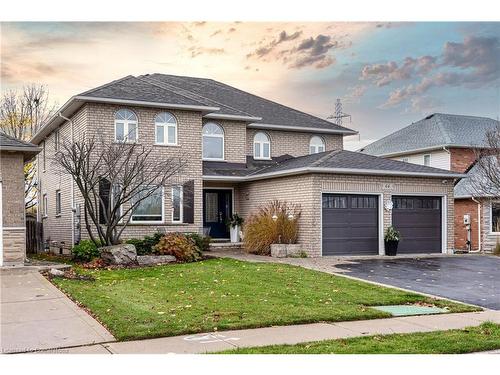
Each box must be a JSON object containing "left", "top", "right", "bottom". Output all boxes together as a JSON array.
[{"left": 157, "top": 311, "right": 165, "bottom": 315}]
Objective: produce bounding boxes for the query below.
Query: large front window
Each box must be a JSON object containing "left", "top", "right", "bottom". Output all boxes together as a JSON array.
[
  {"left": 114, "top": 109, "right": 138, "bottom": 142},
  {"left": 202, "top": 122, "right": 224, "bottom": 160},
  {"left": 155, "top": 112, "right": 177, "bottom": 145},
  {"left": 492, "top": 201, "right": 500, "bottom": 234},
  {"left": 253, "top": 132, "right": 271, "bottom": 159},
  {"left": 131, "top": 187, "right": 163, "bottom": 223}
]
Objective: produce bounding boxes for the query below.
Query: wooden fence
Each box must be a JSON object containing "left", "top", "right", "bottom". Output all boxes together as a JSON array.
[{"left": 26, "top": 215, "right": 43, "bottom": 254}]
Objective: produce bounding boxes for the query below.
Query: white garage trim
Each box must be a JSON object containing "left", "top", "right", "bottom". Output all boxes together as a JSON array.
[
  {"left": 390, "top": 193, "right": 448, "bottom": 254},
  {"left": 320, "top": 191, "right": 384, "bottom": 257}
]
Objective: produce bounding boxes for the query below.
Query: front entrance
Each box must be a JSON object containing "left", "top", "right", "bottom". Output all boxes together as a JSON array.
[{"left": 203, "top": 189, "right": 233, "bottom": 238}]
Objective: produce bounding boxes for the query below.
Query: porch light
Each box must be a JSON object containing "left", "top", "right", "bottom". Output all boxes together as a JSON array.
[
  {"left": 287, "top": 214, "right": 294, "bottom": 220},
  {"left": 272, "top": 214, "right": 278, "bottom": 221}
]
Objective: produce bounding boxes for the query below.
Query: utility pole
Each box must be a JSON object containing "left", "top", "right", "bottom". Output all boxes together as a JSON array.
[{"left": 327, "top": 98, "right": 351, "bottom": 126}]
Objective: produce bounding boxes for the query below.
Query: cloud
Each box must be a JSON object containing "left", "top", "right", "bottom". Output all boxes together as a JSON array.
[
  {"left": 406, "top": 96, "right": 442, "bottom": 114},
  {"left": 368, "top": 35, "right": 500, "bottom": 108},
  {"left": 344, "top": 84, "right": 368, "bottom": 103},
  {"left": 361, "top": 56, "right": 437, "bottom": 86},
  {"left": 247, "top": 30, "right": 303, "bottom": 58},
  {"left": 188, "top": 46, "right": 225, "bottom": 58}
]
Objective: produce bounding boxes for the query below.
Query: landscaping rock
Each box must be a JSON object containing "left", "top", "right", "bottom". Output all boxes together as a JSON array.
[
  {"left": 49, "top": 268, "right": 65, "bottom": 276},
  {"left": 270, "top": 244, "right": 303, "bottom": 258},
  {"left": 100, "top": 244, "right": 137, "bottom": 265},
  {"left": 137, "top": 255, "right": 176, "bottom": 266}
]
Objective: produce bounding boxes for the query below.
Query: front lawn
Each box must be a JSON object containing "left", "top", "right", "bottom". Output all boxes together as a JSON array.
[
  {"left": 52, "top": 258, "right": 477, "bottom": 340},
  {"left": 220, "top": 322, "right": 500, "bottom": 354}
]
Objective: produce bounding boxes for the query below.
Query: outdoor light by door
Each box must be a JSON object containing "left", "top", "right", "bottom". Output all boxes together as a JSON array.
[{"left": 384, "top": 200, "right": 393, "bottom": 211}]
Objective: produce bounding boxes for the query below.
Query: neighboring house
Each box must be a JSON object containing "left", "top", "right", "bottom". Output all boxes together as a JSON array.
[
  {"left": 31, "top": 75, "right": 463, "bottom": 257},
  {"left": 0, "top": 133, "right": 41, "bottom": 266},
  {"left": 360, "top": 113, "right": 500, "bottom": 253}
]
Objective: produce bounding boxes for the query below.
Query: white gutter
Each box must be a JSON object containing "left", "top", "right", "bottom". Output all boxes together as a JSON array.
[
  {"left": 471, "top": 197, "right": 482, "bottom": 253},
  {"left": 371, "top": 144, "right": 486, "bottom": 158},
  {"left": 248, "top": 123, "right": 357, "bottom": 135},
  {"left": 203, "top": 113, "right": 262, "bottom": 122},
  {"left": 75, "top": 96, "right": 220, "bottom": 113},
  {"left": 203, "top": 166, "right": 466, "bottom": 182}
]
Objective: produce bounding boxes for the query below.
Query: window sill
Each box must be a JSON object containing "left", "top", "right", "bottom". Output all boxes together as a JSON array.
[
  {"left": 55, "top": 214, "right": 61, "bottom": 218},
  {"left": 254, "top": 157, "right": 272, "bottom": 161},
  {"left": 42, "top": 215, "right": 48, "bottom": 219},
  {"left": 203, "top": 158, "right": 226, "bottom": 162},
  {"left": 154, "top": 143, "right": 180, "bottom": 148}
]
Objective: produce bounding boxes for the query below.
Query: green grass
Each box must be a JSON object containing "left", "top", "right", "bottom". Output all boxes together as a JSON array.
[
  {"left": 29, "top": 253, "right": 76, "bottom": 265},
  {"left": 219, "top": 322, "right": 500, "bottom": 354},
  {"left": 51, "top": 258, "right": 478, "bottom": 341}
]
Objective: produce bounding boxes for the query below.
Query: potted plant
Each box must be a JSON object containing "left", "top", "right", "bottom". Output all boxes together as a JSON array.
[
  {"left": 227, "top": 214, "right": 244, "bottom": 243},
  {"left": 384, "top": 226, "right": 401, "bottom": 256}
]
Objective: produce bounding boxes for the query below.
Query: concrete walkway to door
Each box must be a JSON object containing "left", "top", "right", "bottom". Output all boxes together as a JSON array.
[{"left": 1, "top": 268, "right": 115, "bottom": 353}]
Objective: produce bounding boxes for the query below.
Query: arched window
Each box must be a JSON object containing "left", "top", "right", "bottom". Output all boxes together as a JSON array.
[
  {"left": 253, "top": 132, "right": 271, "bottom": 159},
  {"left": 309, "top": 136, "right": 325, "bottom": 154},
  {"left": 202, "top": 122, "right": 224, "bottom": 160},
  {"left": 114, "top": 109, "right": 138, "bottom": 142},
  {"left": 155, "top": 112, "right": 177, "bottom": 145}
]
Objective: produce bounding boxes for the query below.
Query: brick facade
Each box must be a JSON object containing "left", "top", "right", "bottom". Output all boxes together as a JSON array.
[
  {"left": 234, "top": 174, "right": 455, "bottom": 257},
  {"left": 450, "top": 147, "right": 477, "bottom": 173},
  {"left": 454, "top": 198, "right": 480, "bottom": 251},
  {"left": 246, "top": 129, "right": 343, "bottom": 158},
  {"left": 1, "top": 152, "right": 27, "bottom": 265}
]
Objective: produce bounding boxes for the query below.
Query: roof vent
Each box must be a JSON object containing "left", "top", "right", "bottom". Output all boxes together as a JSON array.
[{"left": 424, "top": 114, "right": 435, "bottom": 120}]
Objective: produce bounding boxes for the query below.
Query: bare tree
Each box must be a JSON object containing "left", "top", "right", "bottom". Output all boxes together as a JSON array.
[
  {"left": 1, "top": 84, "right": 56, "bottom": 210},
  {"left": 470, "top": 124, "right": 500, "bottom": 197},
  {"left": 54, "top": 134, "right": 186, "bottom": 246},
  {"left": 0, "top": 84, "right": 55, "bottom": 140}
]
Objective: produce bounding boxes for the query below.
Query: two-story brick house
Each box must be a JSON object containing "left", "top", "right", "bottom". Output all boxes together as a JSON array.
[
  {"left": 31, "top": 75, "right": 463, "bottom": 257},
  {"left": 361, "top": 113, "right": 500, "bottom": 253}
]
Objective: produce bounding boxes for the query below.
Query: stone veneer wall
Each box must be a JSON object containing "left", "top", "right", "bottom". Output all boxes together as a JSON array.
[
  {"left": 1, "top": 152, "right": 27, "bottom": 264},
  {"left": 480, "top": 199, "right": 500, "bottom": 253}
]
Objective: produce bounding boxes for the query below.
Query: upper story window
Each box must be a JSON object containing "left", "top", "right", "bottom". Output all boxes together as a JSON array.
[
  {"left": 202, "top": 122, "right": 224, "bottom": 160},
  {"left": 155, "top": 112, "right": 177, "bottom": 145},
  {"left": 423, "top": 154, "right": 431, "bottom": 166},
  {"left": 491, "top": 201, "right": 500, "bottom": 234},
  {"left": 253, "top": 132, "right": 271, "bottom": 159},
  {"left": 309, "top": 136, "right": 325, "bottom": 154},
  {"left": 114, "top": 109, "right": 138, "bottom": 142}
]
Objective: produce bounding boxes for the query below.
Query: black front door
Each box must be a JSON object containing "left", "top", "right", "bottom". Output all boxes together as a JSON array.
[{"left": 203, "top": 189, "right": 232, "bottom": 238}]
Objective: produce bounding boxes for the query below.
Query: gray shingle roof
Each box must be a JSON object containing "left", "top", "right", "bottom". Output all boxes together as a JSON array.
[
  {"left": 360, "top": 113, "right": 500, "bottom": 156},
  {"left": 140, "top": 73, "right": 355, "bottom": 133},
  {"left": 78, "top": 75, "right": 211, "bottom": 108},
  {"left": 0, "top": 132, "right": 41, "bottom": 159},
  {"left": 454, "top": 156, "right": 500, "bottom": 198},
  {"left": 203, "top": 150, "right": 464, "bottom": 180}
]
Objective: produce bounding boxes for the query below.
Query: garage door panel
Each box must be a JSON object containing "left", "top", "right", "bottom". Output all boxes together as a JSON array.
[
  {"left": 322, "top": 194, "right": 379, "bottom": 256},
  {"left": 392, "top": 196, "right": 442, "bottom": 254}
]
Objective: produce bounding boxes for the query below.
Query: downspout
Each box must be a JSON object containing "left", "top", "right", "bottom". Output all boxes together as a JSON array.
[
  {"left": 471, "top": 197, "right": 481, "bottom": 253},
  {"left": 57, "top": 113, "right": 75, "bottom": 248},
  {"left": 442, "top": 146, "right": 451, "bottom": 170}
]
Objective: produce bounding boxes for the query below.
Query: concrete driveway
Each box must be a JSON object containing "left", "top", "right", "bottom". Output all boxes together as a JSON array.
[
  {"left": 334, "top": 255, "right": 500, "bottom": 310},
  {"left": 1, "top": 268, "right": 114, "bottom": 353}
]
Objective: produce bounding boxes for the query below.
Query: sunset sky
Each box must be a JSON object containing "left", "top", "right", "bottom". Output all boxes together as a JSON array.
[{"left": 1, "top": 21, "right": 499, "bottom": 149}]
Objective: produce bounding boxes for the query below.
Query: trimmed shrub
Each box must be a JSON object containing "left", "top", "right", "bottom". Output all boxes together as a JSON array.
[
  {"left": 153, "top": 233, "right": 203, "bottom": 262},
  {"left": 243, "top": 200, "right": 301, "bottom": 255},
  {"left": 72, "top": 240, "right": 100, "bottom": 262},
  {"left": 186, "top": 233, "right": 211, "bottom": 252},
  {"left": 125, "top": 232, "right": 163, "bottom": 255}
]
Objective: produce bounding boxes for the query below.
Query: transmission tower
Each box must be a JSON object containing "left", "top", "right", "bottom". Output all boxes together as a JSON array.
[{"left": 327, "top": 98, "right": 351, "bottom": 125}]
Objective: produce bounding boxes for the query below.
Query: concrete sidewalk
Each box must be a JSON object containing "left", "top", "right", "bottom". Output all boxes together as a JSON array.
[
  {"left": 1, "top": 268, "right": 115, "bottom": 353},
  {"left": 41, "top": 310, "right": 500, "bottom": 354}
]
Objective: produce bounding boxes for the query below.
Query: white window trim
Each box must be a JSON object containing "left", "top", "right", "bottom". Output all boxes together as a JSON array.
[
  {"left": 202, "top": 123, "right": 225, "bottom": 161},
  {"left": 309, "top": 136, "right": 326, "bottom": 154},
  {"left": 253, "top": 132, "right": 271, "bottom": 160},
  {"left": 42, "top": 193, "right": 48, "bottom": 218},
  {"left": 171, "top": 185, "right": 183, "bottom": 223},
  {"left": 490, "top": 200, "right": 500, "bottom": 235},
  {"left": 114, "top": 109, "right": 138, "bottom": 143},
  {"left": 130, "top": 187, "right": 164, "bottom": 224},
  {"left": 423, "top": 154, "right": 431, "bottom": 166},
  {"left": 54, "top": 129, "right": 60, "bottom": 152},
  {"left": 155, "top": 112, "right": 178, "bottom": 146},
  {"left": 55, "top": 189, "right": 61, "bottom": 216}
]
